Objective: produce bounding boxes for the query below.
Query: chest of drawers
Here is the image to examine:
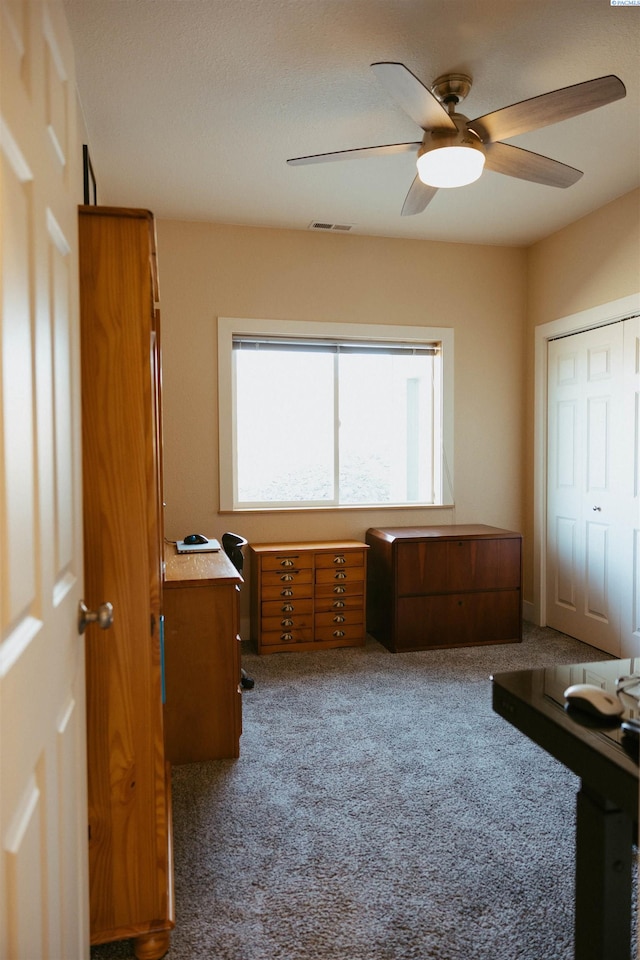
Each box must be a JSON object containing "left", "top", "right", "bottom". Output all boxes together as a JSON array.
[
  {"left": 249, "top": 540, "right": 368, "bottom": 654},
  {"left": 366, "top": 524, "right": 522, "bottom": 652}
]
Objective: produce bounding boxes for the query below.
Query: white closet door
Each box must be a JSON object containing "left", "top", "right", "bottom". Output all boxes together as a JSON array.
[
  {"left": 546, "top": 322, "right": 625, "bottom": 654},
  {"left": 0, "top": 3, "right": 88, "bottom": 957},
  {"left": 620, "top": 316, "right": 640, "bottom": 657}
]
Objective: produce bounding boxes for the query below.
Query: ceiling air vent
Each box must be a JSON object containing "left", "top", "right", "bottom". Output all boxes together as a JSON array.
[{"left": 308, "top": 221, "right": 354, "bottom": 232}]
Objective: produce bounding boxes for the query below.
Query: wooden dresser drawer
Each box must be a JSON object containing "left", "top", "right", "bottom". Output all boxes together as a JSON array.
[
  {"left": 261, "top": 627, "right": 313, "bottom": 647},
  {"left": 315, "top": 550, "right": 366, "bottom": 568},
  {"left": 396, "top": 537, "right": 521, "bottom": 596},
  {"left": 261, "top": 567, "right": 313, "bottom": 588},
  {"left": 397, "top": 591, "right": 521, "bottom": 651},
  {"left": 315, "top": 581, "right": 364, "bottom": 599},
  {"left": 261, "top": 598, "right": 313, "bottom": 617},
  {"left": 260, "top": 580, "right": 313, "bottom": 601},
  {"left": 314, "top": 593, "right": 364, "bottom": 613},
  {"left": 262, "top": 611, "right": 313, "bottom": 632},
  {"left": 315, "top": 565, "right": 365, "bottom": 585},
  {"left": 315, "top": 623, "right": 365, "bottom": 643},
  {"left": 261, "top": 552, "right": 313, "bottom": 572},
  {"left": 315, "top": 608, "right": 363, "bottom": 628}
]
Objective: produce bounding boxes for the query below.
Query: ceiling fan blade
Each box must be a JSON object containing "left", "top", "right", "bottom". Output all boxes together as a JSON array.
[
  {"left": 287, "top": 142, "right": 421, "bottom": 165},
  {"left": 484, "top": 141, "right": 583, "bottom": 188},
  {"left": 401, "top": 175, "right": 438, "bottom": 216},
  {"left": 468, "top": 75, "right": 626, "bottom": 143},
  {"left": 371, "top": 62, "right": 456, "bottom": 132}
]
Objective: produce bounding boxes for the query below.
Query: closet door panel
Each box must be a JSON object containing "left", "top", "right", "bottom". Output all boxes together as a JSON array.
[
  {"left": 621, "top": 316, "right": 640, "bottom": 657},
  {"left": 547, "top": 321, "right": 628, "bottom": 655}
]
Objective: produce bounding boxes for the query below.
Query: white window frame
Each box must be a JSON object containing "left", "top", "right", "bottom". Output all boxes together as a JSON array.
[{"left": 217, "top": 316, "right": 454, "bottom": 511}]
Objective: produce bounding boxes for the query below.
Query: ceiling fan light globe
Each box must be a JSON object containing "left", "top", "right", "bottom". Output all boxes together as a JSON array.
[{"left": 417, "top": 144, "right": 485, "bottom": 188}]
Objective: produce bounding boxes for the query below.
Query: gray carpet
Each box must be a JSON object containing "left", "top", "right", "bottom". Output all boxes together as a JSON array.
[{"left": 92, "top": 625, "right": 636, "bottom": 960}]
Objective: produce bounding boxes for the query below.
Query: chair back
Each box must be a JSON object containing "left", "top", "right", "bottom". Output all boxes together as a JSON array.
[{"left": 222, "top": 532, "right": 248, "bottom": 574}]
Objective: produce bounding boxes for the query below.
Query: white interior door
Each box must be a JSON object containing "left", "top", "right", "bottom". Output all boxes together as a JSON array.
[
  {"left": 546, "top": 322, "right": 625, "bottom": 655},
  {"left": 0, "top": 3, "right": 89, "bottom": 958},
  {"left": 620, "top": 316, "right": 640, "bottom": 658}
]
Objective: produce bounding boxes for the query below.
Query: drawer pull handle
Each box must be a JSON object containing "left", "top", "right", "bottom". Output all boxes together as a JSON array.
[
  {"left": 280, "top": 574, "right": 294, "bottom": 581},
  {"left": 281, "top": 588, "right": 293, "bottom": 597},
  {"left": 282, "top": 603, "right": 294, "bottom": 612},
  {"left": 458, "top": 600, "right": 464, "bottom": 606},
  {"left": 333, "top": 586, "right": 346, "bottom": 594},
  {"left": 334, "top": 571, "right": 347, "bottom": 580},
  {"left": 333, "top": 600, "right": 345, "bottom": 609},
  {"left": 333, "top": 630, "right": 345, "bottom": 638},
  {"left": 281, "top": 618, "right": 294, "bottom": 628},
  {"left": 333, "top": 615, "right": 346, "bottom": 623},
  {"left": 280, "top": 558, "right": 295, "bottom": 567},
  {"left": 281, "top": 633, "right": 293, "bottom": 642},
  {"left": 333, "top": 556, "right": 346, "bottom": 564}
]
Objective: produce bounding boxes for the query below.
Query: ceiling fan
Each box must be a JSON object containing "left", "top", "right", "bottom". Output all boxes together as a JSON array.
[{"left": 287, "top": 63, "right": 626, "bottom": 216}]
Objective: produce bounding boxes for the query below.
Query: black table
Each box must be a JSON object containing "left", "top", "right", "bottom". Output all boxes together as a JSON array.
[{"left": 492, "top": 659, "right": 638, "bottom": 960}]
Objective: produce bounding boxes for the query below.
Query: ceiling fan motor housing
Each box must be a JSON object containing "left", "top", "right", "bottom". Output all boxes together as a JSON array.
[
  {"left": 418, "top": 114, "right": 486, "bottom": 157},
  {"left": 430, "top": 73, "right": 473, "bottom": 107}
]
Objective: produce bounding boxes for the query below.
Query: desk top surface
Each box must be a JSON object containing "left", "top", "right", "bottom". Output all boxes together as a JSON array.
[
  {"left": 492, "top": 658, "right": 639, "bottom": 816},
  {"left": 164, "top": 544, "right": 243, "bottom": 586}
]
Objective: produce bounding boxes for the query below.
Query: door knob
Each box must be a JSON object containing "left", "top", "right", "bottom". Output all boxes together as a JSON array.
[
  {"left": 592, "top": 506, "right": 602, "bottom": 512},
  {"left": 78, "top": 600, "right": 114, "bottom": 635}
]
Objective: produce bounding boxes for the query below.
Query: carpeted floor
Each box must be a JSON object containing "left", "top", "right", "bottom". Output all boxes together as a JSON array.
[{"left": 91, "top": 625, "right": 637, "bottom": 960}]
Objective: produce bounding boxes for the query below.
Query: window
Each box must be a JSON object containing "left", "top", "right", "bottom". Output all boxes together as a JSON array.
[{"left": 218, "top": 318, "right": 453, "bottom": 510}]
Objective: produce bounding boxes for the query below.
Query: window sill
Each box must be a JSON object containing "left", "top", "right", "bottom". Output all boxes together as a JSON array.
[{"left": 219, "top": 502, "right": 455, "bottom": 515}]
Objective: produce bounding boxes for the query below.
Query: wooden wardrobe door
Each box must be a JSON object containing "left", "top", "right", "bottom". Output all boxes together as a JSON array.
[{"left": 79, "top": 206, "right": 173, "bottom": 959}]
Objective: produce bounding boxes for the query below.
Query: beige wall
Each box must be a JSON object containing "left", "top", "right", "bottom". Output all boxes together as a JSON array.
[
  {"left": 527, "top": 189, "right": 640, "bottom": 329},
  {"left": 156, "top": 190, "right": 639, "bottom": 622},
  {"left": 156, "top": 221, "right": 527, "bottom": 616},
  {"left": 522, "top": 188, "right": 640, "bottom": 607}
]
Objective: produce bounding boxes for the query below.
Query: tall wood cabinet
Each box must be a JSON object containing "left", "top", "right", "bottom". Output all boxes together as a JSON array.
[{"left": 79, "top": 206, "right": 173, "bottom": 959}]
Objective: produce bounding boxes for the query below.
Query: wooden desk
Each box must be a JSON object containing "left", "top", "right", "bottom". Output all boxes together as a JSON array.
[
  {"left": 163, "top": 547, "right": 243, "bottom": 762},
  {"left": 492, "top": 660, "right": 638, "bottom": 960}
]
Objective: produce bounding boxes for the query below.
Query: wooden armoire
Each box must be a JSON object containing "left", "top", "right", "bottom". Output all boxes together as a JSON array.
[{"left": 79, "top": 206, "right": 173, "bottom": 959}]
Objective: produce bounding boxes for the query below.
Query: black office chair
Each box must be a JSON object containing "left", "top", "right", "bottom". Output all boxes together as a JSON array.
[{"left": 222, "top": 532, "right": 254, "bottom": 690}]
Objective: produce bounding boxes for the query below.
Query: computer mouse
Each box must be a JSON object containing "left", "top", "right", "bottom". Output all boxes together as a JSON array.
[
  {"left": 184, "top": 533, "right": 208, "bottom": 545},
  {"left": 564, "top": 683, "right": 623, "bottom": 719}
]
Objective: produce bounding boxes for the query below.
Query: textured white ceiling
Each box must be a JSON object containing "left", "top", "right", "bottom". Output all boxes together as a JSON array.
[{"left": 63, "top": 0, "right": 640, "bottom": 246}]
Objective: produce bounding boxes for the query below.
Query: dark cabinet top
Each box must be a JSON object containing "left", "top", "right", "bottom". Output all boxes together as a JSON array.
[{"left": 366, "top": 524, "right": 522, "bottom": 544}]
